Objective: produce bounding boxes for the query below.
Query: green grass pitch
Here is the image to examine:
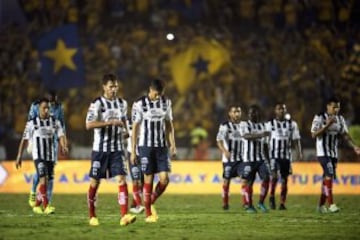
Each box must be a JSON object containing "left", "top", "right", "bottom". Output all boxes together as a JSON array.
[{"left": 1, "top": 194, "right": 360, "bottom": 240}]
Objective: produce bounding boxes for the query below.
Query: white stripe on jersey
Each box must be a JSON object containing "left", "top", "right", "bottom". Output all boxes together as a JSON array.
[
  {"left": 86, "top": 97, "right": 127, "bottom": 152},
  {"left": 265, "top": 119, "right": 301, "bottom": 160},
  {"left": 216, "top": 121, "right": 242, "bottom": 163},
  {"left": 239, "top": 120, "right": 268, "bottom": 162},
  {"left": 132, "top": 96, "right": 173, "bottom": 147},
  {"left": 23, "top": 116, "right": 64, "bottom": 161},
  {"left": 311, "top": 113, "right": 347, "bottom": 158}
]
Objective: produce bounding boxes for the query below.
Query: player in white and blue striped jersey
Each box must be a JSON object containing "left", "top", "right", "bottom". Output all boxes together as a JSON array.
[
  {"left": 16, "top": 98, "right": 68, "bottom": 214},
  {"left": 85, "top": 73, "right": 135, "bottom": 226},
  {"left": 216, "top": 105, "right": 242, "bottom": 210},
  {"left": 311, "top": 97, "right": 360, "bottom": 213},
  {"left": 265, "top": 103, "right": 302, "bottom": 210}
]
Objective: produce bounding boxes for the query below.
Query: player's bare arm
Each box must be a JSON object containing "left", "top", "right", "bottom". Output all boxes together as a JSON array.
[
  {"left": 311, "top": 116, "right": 336, "bottom": 138},
  {"left": 130, "top": 121, "right": 140, "bottom": 165},
  {"left": 343, "top": 132, "right": 360, "bottom": 155},
  {"left": 165, "top": 120, "right": 177, "bottom": 157},
  {"left": 86, "top": 120, "right": 124, "bottom": 130},
  {"left": 242, "top": 131, "right": 270, "bottom": 140},
  {"left": 217, "top": 141, "right": 231, "bottom": 159},
  {"left": 15, "top": 138, "right": 28, "bottom": 169}
]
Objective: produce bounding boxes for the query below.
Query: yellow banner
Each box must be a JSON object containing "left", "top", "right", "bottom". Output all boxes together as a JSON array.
[{"left": 0, "top": 161, "right": 359, "bottom": 194}]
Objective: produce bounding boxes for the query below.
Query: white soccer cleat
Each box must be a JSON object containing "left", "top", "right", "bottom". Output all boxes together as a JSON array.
[
  {"left": 129, "top": 205, "right": 145, "bottom": 214},
  {"left": 328, "top": 204, "right": 340, "bottom": 213}
]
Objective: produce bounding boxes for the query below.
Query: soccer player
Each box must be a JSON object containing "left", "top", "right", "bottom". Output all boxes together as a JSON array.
[
  {"left": 311, "top": 97, "right": 360, "bottom": 213},
  {"left": 86, "top": 73, "right": 136, "bottom": 226},
  {"left": 239, "top": 104, "right": 270, "bottom": 213},
  {"left": 27, "top": 90, "right": 67, "bottom": 211},
  {"left": 131, "top": 78, "right": 176, "bottom": 223},
  {"left": 125, "top": 119, "right": 145, "bottom": 214},
  {"left": 216, "top": 105, "right": 243, "bottom": 210},
  {"left": 15, "top": 98, "right": 68, "bottom": 214},
  {"left": 266, "top": 103, "right": 303, "bottom": 210}
]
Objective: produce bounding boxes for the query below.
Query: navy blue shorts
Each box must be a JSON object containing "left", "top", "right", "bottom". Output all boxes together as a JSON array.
[
  {"left": 34, "top": 159, "right": 55, "bottom": 180},
  {"left": 223, "top": 161, "right": 242, "bottom": 180},
  {"left": 318, "top": 156, "right": 337, "bottom": 179},
  {"left": 138, "top": 147, "right": 171, "bottom": 175},
  {"left": 89, "top": 151, "right": 127, "bottom": 180},
  {"left": 239, "top": 161, "right": 270, "bottom": 182},
  {"left": 270, "top": 158, "right": 291, "bottom": 177}
]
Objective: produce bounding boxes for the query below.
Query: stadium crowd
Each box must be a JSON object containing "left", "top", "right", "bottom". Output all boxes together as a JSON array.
[{"left": 0, "top": 0, "right": 359, "bottom": 159}]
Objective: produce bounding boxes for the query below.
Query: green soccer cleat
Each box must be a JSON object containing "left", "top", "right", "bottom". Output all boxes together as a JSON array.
[
  {"left": 33, "top": 206, "right": 43, "bottom": 214},
  {"left": 89, "top": 217, "right": 99, "bottom": 226},
  {"left": 44, "top": 205, "right": 55, "bottom": 214},
  {"left": 245, "top": 206, "right": 257, "bottom": 214},
  {"left": 145, "top": 215, "right": 158, "bottom": 223},
  {"left": 257, "top": 203, "right": 269, "bottom": 213},
  {"left": 151, "top": 205, "right": 159, "bottom": 220},
  {"left": 28, "top": 192, "right": 36, "bottom": 208},
  {"left": 120, "top": 214, "right": 136, "bottom": 226}
]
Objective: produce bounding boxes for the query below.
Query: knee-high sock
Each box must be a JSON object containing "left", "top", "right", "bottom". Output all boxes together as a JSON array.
[
  {"left": 318, "top": 179, "right": 326, "bottom": 206},
  {"left": 39, "top": 184, "right": 48, "bottom": 209},
  {"left": 47, "top": 179, "right": 54, "bottom": 203},
  {"left": 270, "top": 177, "right": 278, "bottom": 197},
  {"left": 143, "top": 183, "right": 152, "bottom": 217},
  {"left": 241, "top": 184, "right": 252, "bottom": 206},
  {"left": 118, "top": 184, "right": 129, "bottom": 217},
  {"left": 222, "top": 183, "right": 229, "bottom": 206},
  {"left": 87, "top": 185, "right": 98, "bottom": 218},
  {"left": 259, "top": 180, "right": 269, "bottom": 204},
  {"left": 31, "top": 173, "right": 39, "bottom": 193},
  {"left": 323, "top": 179, "right": 333, "bottom": 205},
  {"left": 132, "top": 184, "right": 142, "bottom": 207},
  {"left": 280, "top": 179, "right": 288, "bottom": 204},
  {"left": 151, "top": 182, "right": 168, "bottom": 204}
]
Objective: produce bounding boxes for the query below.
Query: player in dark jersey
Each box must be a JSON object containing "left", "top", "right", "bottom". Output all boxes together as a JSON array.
[
  {"left": 311, "top": 97, "right": 360, "bottom": 213},
  {"left": 131, "top": 79, "right": 176, "bottom": 223},
  {"left": 216, "top": 105, "right": 242, "bottom": 210}
]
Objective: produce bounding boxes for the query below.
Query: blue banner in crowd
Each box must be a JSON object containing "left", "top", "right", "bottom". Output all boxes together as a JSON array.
[{"left": 37, "top": 24, "right": 85, "bottom": 89}]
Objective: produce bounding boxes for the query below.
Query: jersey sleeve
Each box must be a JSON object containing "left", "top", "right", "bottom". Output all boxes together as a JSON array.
[
  {"left": 311, "top": 115, "right": 322, "bottom": 133},
  {"left": 339, "top": 115, "right": 348, "bottom": 134},
  {"left": 86, "top": 101, "right": 100, "bottom": 123},
  {"left": 216, "top": 124, "right": 227, "bottom": 142},
  {"left": 22, "top": 121, "right": 32, "bottom": 140},
  {"left": 131, "top": 101, "right": 143, "bottom": 123},
  {"left": 165, "top": 99, "right": 173, "bottom": 121},
  {"left": 291, "top": 121, "right": 301, "bottom": 140}
]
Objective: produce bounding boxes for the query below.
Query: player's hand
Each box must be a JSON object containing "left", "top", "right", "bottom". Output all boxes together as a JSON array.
[
  {"left": 224, "top": 151, "right": 231, "bottom": 160},
  {"left": 326, "top": 116, "right": 336, "bottom": 126},
  {"left": 15, "top": 158, "right": 22, "bottom": 169},
  {"left": 110, "top": 120, "right": 124, "bottom": 127},
  {"left": 354, "top": 146, "right": 360, "bottom": 155},
  {"left": 170, "top": 145, "right": 177, "bottom": 158},
  {"left": 130, "top": 152, "right": 137, "bottom": 165},
  {"left": 62, "top": 146, "right": 69, "bottom": 156}
]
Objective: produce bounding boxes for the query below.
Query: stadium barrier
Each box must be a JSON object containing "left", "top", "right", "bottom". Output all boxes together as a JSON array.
[{"left": 0, "top": 161, "right": 359, "bottom": 194}]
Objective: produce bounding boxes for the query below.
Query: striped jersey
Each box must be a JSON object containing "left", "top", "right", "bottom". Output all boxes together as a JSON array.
[
  {"left": 23, "top": 116, "right": 64, "bottom": 161},
  {"left": 131, "top": 96, "right": 173, "bottom": 147},
  {"left": 311, "top": 113, "right": 347, "bottom": 158},
  {"left": 216, "top": 121, "right": 242, "bottom": 163},
  {"left": 28, "top": 101, "right": 66, "bottom": 131},
  {"left": 239, "top": 120, "right": 268, "bottom": 162},
  {"left": 265, "top": 119, "right": 300, "bottom": 160},
  {"left": 86, "top": 96, "right": 128, "bottom": 152}
]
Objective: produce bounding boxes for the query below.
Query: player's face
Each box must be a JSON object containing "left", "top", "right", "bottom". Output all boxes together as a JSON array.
[
  {"left": 103, "top": 80, "right": 118, "bottom": 99},
  {"left": 228, "top": 107, "right": 241, "bottom": 122},
  {"left": 39, "top": 101, "right": 50, "bottom": 119},
  {"left": 327, "top": 102, "right": 340, "bottom": 115},
  {"left": 275, "top": 104, "right": 286, "bottom": 120},
  {"left": 248, "top": 107, "right": 259, "bottom": 122},
  {"left": 148, "top": 87, "right": 162, "bottom": 101}
]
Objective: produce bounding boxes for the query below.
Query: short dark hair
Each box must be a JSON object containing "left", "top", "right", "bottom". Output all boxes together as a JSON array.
[
  {"left": 326, "top": 96, "right": 340, "bottom": 104},
  {"left": 249, "top": 104, "right": 260, "bottom": 111},
  {"left": 149, "top": 78, "right": 165, "bottom": 92},
  {"left": 38, "top": 97, "right": 50, "bottom": 104},
  {"left": 102, "top": 73, "right": 118, "bottom": 85},
  {"left": 45, "top": 89, "right": 57, "bottom": 98}
]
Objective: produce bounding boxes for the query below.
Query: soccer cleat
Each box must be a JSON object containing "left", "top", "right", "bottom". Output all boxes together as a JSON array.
[
  {"left": 317, "top": 205, "right": 329, "bottom": 213},
  {"left": 44, "top": 205, "right": 55, "bottom": 214},
  {"left": 129, "top": 205, "right": 145, "bottom": 214},
  {"left": 120, "top": 214, "right": 136, "bottom": 226},
  {"left": 245, "top": 206, "right": 257, "bottom": 214},
  {"left": 223, "top": 204, "right": 229, "bottom": 210},
  {"left": 32, "top": 206, "right": 43, "bottom": 214},
  {"left": 151, "top": 205, "right": 159, "bottom": 220},
  {"left": 279, "top": 204, "right": 287, "bottom": 210},
  {"left": 269, "top": 196, "right": 276, "bottom": 210},
  {"left": 28, "top": 192, "right": 36, "bottom": 208},
  {"left": 145, "top": 215, "right": 158, "bottom": 223},
  {"left": 328, "top": 204, "right": 340, "bottom": 213},
  {"left": 257, "top": 203, "right": 269, "bottom": 213},
  {"left": 89, "top": 217, "right": 99, "bottom": 226}
]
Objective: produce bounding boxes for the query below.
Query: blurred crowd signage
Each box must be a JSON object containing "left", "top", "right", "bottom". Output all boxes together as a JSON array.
[{"left": 0, "top": 161, "right": 359, "bottom": 194}]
